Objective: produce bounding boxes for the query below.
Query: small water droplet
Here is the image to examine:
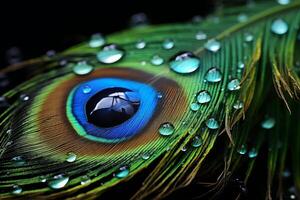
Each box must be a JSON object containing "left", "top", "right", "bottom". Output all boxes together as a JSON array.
[
  {"left": 115, "top": 166, "right": 130, "bottom": 178},
  {"left": 195, "top": 31, "right": 207, "bottom": 40},
  {"left": 11, "top": 185, "right": 22, "bottom": 194},
  {"left": 192, "top": 136, "right": 203, "bottom": 147},
  {"left": 159, "top": 122, "right": 175, "bottom": 136},
  {"left": 73, "top": 61, "right": 94, "bottom": 75},
  {"left": 96, "top": 44, "right": 124, "bottom": 64},
  {"left": 206, "top": 118, "right": 219, "bottom": 129},
  {"left": 20, "top": 94, "right": 30, "bottom": 102},
  {"left": 190, "top": 102, "right": 200, "bottom": 111},
  {"left": 39, "top": 175, "right": 47, "bottom": 183},
  {"left": 170, "top": 52, "right": 200, "bottom": 74},
  {"left": 135, "top": 40, "right": 147, "bottom": 49},
  {"left": 157, "top": 93, "right": 163, "bottom": 99},
  {"left": 205, "top": 39, "right": 221, "bottom": 53},
  {"left": 237, "top": 144, "right": 247, "bottom": 155},
  {"left": 238, "top": 14, "right": 248, "bottom": 22},
  {"left": 48, "top": 174, "right": 69, "bottom": 189},
  {"left": 151, "top": 55, "right": 164, "bottom": 66},
  {"left": 227, "top": 79, "right": 241, "bottom": 91},
  {"left": 11, "top": 156, "right": 26, "bottom": 166},
  {"left": 282, "top": 169, "right": 291, "bottom": 178},
  {"left": 129, "top": 13, "right": 149, "bottom": 27},
  {"left": 89, "top": 33, "right": 105, "bottom": 48},
  {"left": 141, "top": 153, "right": 150, "bottom": 160},
  {"left": 244, "top": 32, "right": 254, "bottom": 42},
  {"left": 271, "top": 18, "right": 289, "bottom": 35},
  {"left": 277, "top": 0, "right": 290, "bottom": 5},
  {"left": 205, "top": 67, "right": 222, "bottom": 83},
  {"left": 181, "top": 146, "right": 187, "bottom": 152},
  {"left": 248, "top": 148, "right": 258, "bottom": 158},
  {"left": 80, "top": 175, "right": 91, "bottom": 185},
  {"left": 82, "top": 85, "right": 92, "bottom": 94},
  {"left": 66, "top": 152, "right": 77, "bottom": 163},
  {"left": 233, "top": 100, "right": 244, "bottom": 110},
  {"left": 261, "top": 117, "right": 275, "bottom": 129},
  {"left": 162, "top": 39, "right": 175, "bottom": 49},
  {"left": 197, "top": 90, "right": 211, "bottom": 104}
]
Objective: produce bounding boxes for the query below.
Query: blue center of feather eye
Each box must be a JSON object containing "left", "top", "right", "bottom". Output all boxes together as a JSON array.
[{"left": 67, "top": 78, "right": 158, "bottom": 143}]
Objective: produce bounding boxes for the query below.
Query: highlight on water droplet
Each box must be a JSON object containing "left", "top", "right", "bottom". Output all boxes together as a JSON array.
[
  {"left": 96, "top": 44, "right": 124, "bottom": 64},
  {"left": 135, "top": 40, "right": 147, "bottom": 49},
  {"left": 261, "top": 117, "right": 276, "bottom": 129},
  {"left": 271, "top": 18, "right": 289, "bottom": 35},
  {"left": 162, "top": 39, "right": 175, "bottom": 49},
  {"left": 195, "top": 31, "right": 207, "bottom": 40},
  {"left": 11, "top": 185, "right": 22, "bottom": 195},
  {"left": 206, "top": 118, "right": 219, "bottom": 130},
  {"left": 159, "top": 122, "right": 175, "bottom": 136},
  {"left": 20, "top": 94, "right": 30, "bottom": 102},
  {"left": 205, "top": 67, "right": 222, "bottom": 83},
  {"left": 48, "top": 174, "right": 69, "bottom": 189},
  {"left": 151, "top": 55, "right": 164, "bottom": 66},
  {"left": 191, "top": 136, "right": 203, "bottom": 147},
  {"left": 115, "top": 166, "right": 130, "bottom": 178},
  {"left": 248, "top": 148, "right": 258, "bottom": 158},
  {"left": 205, "top": 39, "right": 221, "bottom": 53},
  {"left": 66, "top": 152, "right": 77, "bottom": 163},
  {"left": 190, "top": 102, "right": 200, "bottom": 111},
  {"left": 197, "top": 90, "right": 211, "bottom": 104},
  {"left": 80, "top": 175, "right": 91, "bottom": 185},
  {"left": 169, "top": 52, "right": 200, "bottom": 74},
  {"left": 237, "top": 144, "right": 247, "bottom": 155},
  {"left": 227, "top": 79, "right": 241, "bottom": 91},
  {"left": 73, "top": 61, "right": 94, "bottom": 75},
  {"left": 89, "top": 33, "right": 105, "bottom": 48}
]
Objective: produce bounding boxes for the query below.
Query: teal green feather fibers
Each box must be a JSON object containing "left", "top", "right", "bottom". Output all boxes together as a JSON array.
[{"left": 0, "top": 0, "right": 300, "bottom": 199}]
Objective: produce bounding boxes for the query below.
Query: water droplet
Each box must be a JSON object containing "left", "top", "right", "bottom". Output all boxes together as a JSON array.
[
  {"left": 205, "top": 67, "right": 222, "bottom": 83},
  {"left": 197, "top": 90, "right": 211, "bottom": 104},
  {"left": 190, "top": 102, "right": 200, "bottom": 111},
  {"left": 192, "top": 15, "right": 203, "bottom": 23},
  {"left": 115, "top": 166, "right": 130, "bottom": 178},
  {"left": 248, "top": 148, "right": 258, "bottom": 158},
  {"left": 162, "top": 39, "right": 175, "bottom": 49},
  {"left": 39, "top": 175, "right": 47, "bottom": 183},
  {"left": 205, "top": 39, "right": 221, "bottom": 53},
  {"left": 141, "top": 153, "right": 150, "bottom": 160},
  {"left": 237, "top": 144, "right": 247, "bottom": 155},
  {"left": 157, "top": 93, "right": 163, "bottom": 99},
  {"left": 96, "top": 44, "right": 124, "bottom": 64},
  {"left": 244, "top": 32, "right": 254, "bottom": 42},
  {"left": 192, "top": 136, "right": 203, "bottom": 147},
  {"left": 135, "top": 40, "right": 146, "bottom": 49},
  {"left": 11, "top": 156, "right": 26, "bottom": 166},
  {"left": 89, "top": 33, "right": 105, "bottom": 48},
  {"left": 73, "top": 61, "right": 94, "bottom": 75},
  {"left": 20, "top": 94, "right": 29, "bottom": 102},
  {"left": 11, "top": 185, "right": 22, "bottom": 194},
  {"left": 195, "top": 31, "right": 207, "bottom": 40},
  {"left": 159, "top": 122, "right": 175, "bottom": 136},
  {"left": 181, "top": 146, "right": 187, "bottom": 152},
  {"left": 80, "top": 175, "right": 91, "bottom": 185},
  {"left": 66, "top": 152, "right": 77, "bottom": 163},
  {"left": 282, "top": 169, "right": 291, "bottom": 178},
  {"left": 233, "top": 100, "right": 244, "bottom": 110},
  {"left": 151, "top": 55, "right": 164, "bottom": 66},
  {"left": 129, "top": 13, "right": 149, "bottom": 27},
  {"left": 206, "top": 118, "right": 219, "bottom": 130},
  {"left": 271, "top": 19, "right": 289, "bottom": 35},
  {"left": 238, "top": 14, "right": 248, "bottom": 22},
  {"left": 277, "top": 0, "right": 290, "bottom": 5},
  {"left": 227, "top": 79, "right": 241, "bottom": 91},
  {"left": 170, "top": 52, "right": 200, "bottom": 74},
  {"left": 290, "top": 194, "right": 296, "bottom": 199},
  {"left": 46, "top": 50, "right": 56, "bottom": 57},
  {"left": 261, "top": 117, "right": 275, "bottom": 129},
  {"left": 238, "top": 62, "right": 245, "bottom": 69},
  {"left": 82, "top": 85, "right": 92, "bottom": 94},
  {"left": 48, "top": 174, "right": 69, "bottom": 189}
]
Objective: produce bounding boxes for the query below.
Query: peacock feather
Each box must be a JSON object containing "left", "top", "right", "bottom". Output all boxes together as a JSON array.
[{"left": 0, "top": 0, "right": 300, "bottom": 199}]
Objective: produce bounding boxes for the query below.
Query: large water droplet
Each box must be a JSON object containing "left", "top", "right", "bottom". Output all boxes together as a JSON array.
[
  {"left": 197, "top": 90, "right": 211, "bottom": 104},
  {"left": 271, "top": 19, "right": 289, "bottom": 35},
  {"left": 248, "top": 148, "right": 258, "bottom": 158},
  {"left": 162, "top": 39, "right": 175, "bottom": 49},
  {"left": 11, "top": 185, "right": 22, "bottom": 194},
  {"left": 80, "top": 175, "right": 91, "bottom": 185},
  {"left": 205, "top": 39, "right": 221, "bottom": 52},
  {"left": 115, "top": 166, "right": 130, "bottom": 178},
  {"left": 96, "top": 44, "right": 124, "bottom": 64},
  {"left": 190, "top": 102, "right": 200, "bottom": 111},
  {"left": 89, "top": 33, "right": 105, "bottom": 48},
  {"left": 205, "top": 67, "right": 222, "bottom": 83},
  {"left": 48, "top": 174, "right": 69, "bottom": 189},
  {"left": 151, "top": 55, "right": 164, "bottom": 66},
  {"left": 261, "top": 117, "right": 275, "bottom": 129},
  {"left": 73, "top": 61, "right": 94, "bottom": 75},
  {"left": 206, "top": 118, "right": 219, "bottom": 129},
  {"left": 169, "top": 52, "right": 200, "bottom": 74},
  {"left": 135, "top": 40, "right": 147, "bottom": 49},
  {"left": 277, "top": 0, "right": 290, "bottom": 5},
  {"left": 86, "top": 88, "right": 140, "bottom": 128},
  {"left": 159, "top": 122, "right": 175, "bottom": 136},
  {"left": 195, "top": 31, "right": 207, "bottom": 40},
  {"left": 66, "top": 152, "right": 77, "bottom": 163},
  {"left": 192, "top": 136, "right": 203, "bottom": 147},
  {"left": 237, "top": 144, "right": 247, "bottom": 155},
  {"left": 227, "top": 79, "right": 241, "bottom": 91}
]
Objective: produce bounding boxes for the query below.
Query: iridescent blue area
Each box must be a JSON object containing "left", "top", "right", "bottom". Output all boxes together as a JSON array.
[{"left": 67, "top": 78, "right": 158, "bottom": 143}]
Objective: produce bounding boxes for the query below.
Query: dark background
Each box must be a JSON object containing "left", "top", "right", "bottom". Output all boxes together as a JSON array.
[{"left": 0, "top": 0, "right": 215, "bottom": 68}]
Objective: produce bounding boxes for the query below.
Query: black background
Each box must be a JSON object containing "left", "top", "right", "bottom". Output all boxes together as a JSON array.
[{"left": 0, "top": 0, "right": 215, "bottom": 68}]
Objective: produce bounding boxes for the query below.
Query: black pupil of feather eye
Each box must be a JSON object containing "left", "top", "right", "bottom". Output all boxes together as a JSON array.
[{"left": 85, "top": 87, "right": 140, "bottom": 128}]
